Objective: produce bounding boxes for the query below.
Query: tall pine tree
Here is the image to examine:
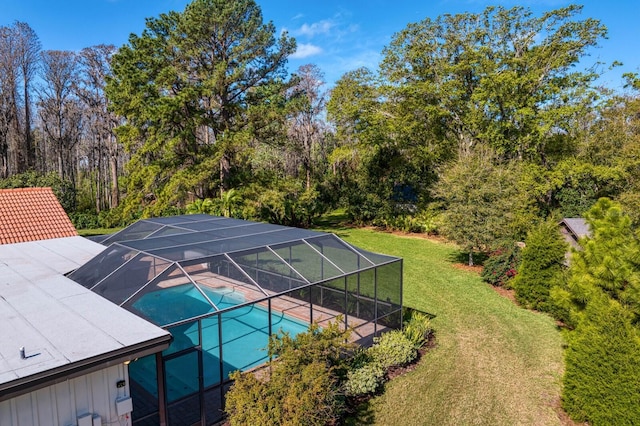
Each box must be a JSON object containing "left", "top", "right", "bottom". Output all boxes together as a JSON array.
[{"left": 554, "top": 198, "right": 640, "bottom": 424}]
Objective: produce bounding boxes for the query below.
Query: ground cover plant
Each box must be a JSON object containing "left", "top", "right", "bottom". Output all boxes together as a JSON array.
[{"left": 334, "top": 227, "right": 565, "bottom": 425}]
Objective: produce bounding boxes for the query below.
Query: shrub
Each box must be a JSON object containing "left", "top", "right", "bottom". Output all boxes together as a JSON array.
[
  {"left": 185, "top": 198, "right": 223, "bottom": 216},
  {"left": 481, "top": 244, "right": 521, "bottom": 287},
  {"left": 402, "top": 311, "right": 432, "bottom": 349},
  {"left": 344, "top": 363, "right": 386, "bottom": 396},
  {"left": 225, "top": 321, "right": 352, "bottom": 426},
  {"left": 512, "top": 220, "right": 567, "bottom": 312},
  {"left": 562, "top": 298, "right": 640, "bottom": 425},
  {"left": 69, "top": 212, "right": 101, "bottom": 229},
  {"left": 368, "top": 330, "right": 416, "bottom": 369}
]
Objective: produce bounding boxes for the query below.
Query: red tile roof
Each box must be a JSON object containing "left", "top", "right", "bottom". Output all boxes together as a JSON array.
[{"left": 0, "top": 187, "right": 78, "bottom": 244}]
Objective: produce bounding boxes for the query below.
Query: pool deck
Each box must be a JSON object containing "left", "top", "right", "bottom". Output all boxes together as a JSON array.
[{"left": 188, "top": 268, "right": 386, "bottom": 346}]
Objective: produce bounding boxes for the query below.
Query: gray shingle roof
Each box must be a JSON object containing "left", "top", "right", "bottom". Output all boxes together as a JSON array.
[{"left": 561, "top": 218, "right": 591, "bottom": 239}]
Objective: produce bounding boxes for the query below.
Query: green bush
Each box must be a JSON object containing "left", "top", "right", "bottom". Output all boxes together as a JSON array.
[
  {"left": 512, "top": 220, "right": 567, "bottom": 312},
  {"left": 344, "top": 363, "right": 386, "bottom": 396},
  {"left": 402, "top": 311, "right": 433, "bottom": 349},
  {"left": 185, "top": 198, "right": 223, "bottom": 216},
  {"left": 481, "top": 244, "right": 521, "bottom": 287},
  {"left": 69, "top": 212, "right": 101, "bottom": 229},
  {"left": 372, "top": 212, "right": 439, "bottom": 234},
  {"left": 368, "top": 330, "right": 417, "bottom": 369},
  {"left": 562, "top": 298, "right": 640, "bottom": 425},
  {"left": 225, "top": 321, "right": 352, "bottom": 426}
]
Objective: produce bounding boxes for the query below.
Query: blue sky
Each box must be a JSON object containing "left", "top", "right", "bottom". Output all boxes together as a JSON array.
[{"left": 2, "top": 0, "right": 638, "bottom": 89}]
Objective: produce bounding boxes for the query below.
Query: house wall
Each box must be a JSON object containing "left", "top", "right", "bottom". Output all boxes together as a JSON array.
[{"left": 0, "top": 364, "right": 132, "bottom": 426}]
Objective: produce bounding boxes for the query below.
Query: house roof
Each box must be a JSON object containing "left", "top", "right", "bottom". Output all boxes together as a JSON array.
[
  {"left": 0, "top": 187, "right": 78, "bottom": 244},
  {"left": 560, "top": 218, "right": 591, "bottom": 240},
  {"left": 0, "top": 236, "right": 171, "bottom": 401}
]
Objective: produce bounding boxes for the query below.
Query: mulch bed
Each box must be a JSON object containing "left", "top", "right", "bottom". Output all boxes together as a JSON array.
[
  {"left": 451, "top": 263, "right": 483, "bottom": 274},
  {"left": 386, "top": 331, "right": 437, "bottom": 380},
  {"left": 345, "top": 331, "right": 437, "bottom": 412}
]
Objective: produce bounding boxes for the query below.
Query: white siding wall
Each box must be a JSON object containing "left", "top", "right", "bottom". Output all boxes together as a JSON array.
[{"left": 0, "top": 364, "right": 132, "bottom": 426}]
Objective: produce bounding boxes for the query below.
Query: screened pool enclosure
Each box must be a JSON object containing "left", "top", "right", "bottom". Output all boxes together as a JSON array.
[{"left": 70, "top": 214, "right": 403, "bottom": 425}]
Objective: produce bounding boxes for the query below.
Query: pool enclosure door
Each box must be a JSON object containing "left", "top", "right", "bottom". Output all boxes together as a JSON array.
[{"left": 164, "top": 347, "right": 204, "bottom": 425}]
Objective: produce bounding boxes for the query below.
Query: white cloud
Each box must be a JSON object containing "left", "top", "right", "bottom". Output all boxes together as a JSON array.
[
  {"left": 293, "top": 19, "right": 335, "bottom": 37},
  {"left": 290, "top": 43, "right": 323, "bottom": 59}
]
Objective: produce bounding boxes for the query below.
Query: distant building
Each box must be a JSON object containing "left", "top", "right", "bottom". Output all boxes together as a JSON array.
[{"left": 559, "top": 218, "right": 591, "bottom": 250}]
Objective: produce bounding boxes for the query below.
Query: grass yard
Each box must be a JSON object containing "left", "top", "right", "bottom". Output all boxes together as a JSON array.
[
  {"left": 332, "top": 227, "right": 565, "bottom": 426},
  {"left": 77, "top": 227, "right": 122, "bottom": 237},
  {"left": 80, "top": 218, "right": 565, "bottom": 424}
]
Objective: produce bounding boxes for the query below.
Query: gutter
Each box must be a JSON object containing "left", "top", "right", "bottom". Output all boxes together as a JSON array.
[{"left": 0, "top": 333, "right": 171, "bottom": 403}]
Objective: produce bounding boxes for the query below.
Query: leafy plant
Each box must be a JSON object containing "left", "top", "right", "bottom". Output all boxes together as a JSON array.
[
  {"left": 368, "top": 330, "right": 417, "bottom": 369},
  {"left": 225, "top": 320, "right": 353, "bottom": 426},
  {"left": 402, "top": 311, "right": 433, "bottom": 349},
  {"left": 552, "top": 199, "right": 640, "bottom": 424},
  {"left": 344, "top": 363, "right": 386, "bottom": 396},
  {"left": 185, "top": 197, "right": 223, "bottom": 216},
  {"left": 562, "top": 298, "right": 640, "bottom": 425},
  {"left": 481, "top": 244, "right": 521, "bottom": 288},
  {"left": 69, "top": 212, "right": 101, "bottom": 229},
  {"left": 512, "top": 220, "right": 567, "bottom": 313}
]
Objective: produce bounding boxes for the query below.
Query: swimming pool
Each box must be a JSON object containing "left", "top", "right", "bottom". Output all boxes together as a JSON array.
[
  {"left": 129, "top": 285, "right": 309, "bottom": 402},
  {"left": 131, "top": 284, "right": 246, "bottom": 327}
]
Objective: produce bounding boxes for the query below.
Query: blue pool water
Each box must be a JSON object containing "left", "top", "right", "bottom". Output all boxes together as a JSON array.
[
  {"left": 132, "top": 284, "right": 246, "bottom": 326},
  {"left": 129, "top": 285, "right": 309, "bottom": 402}
]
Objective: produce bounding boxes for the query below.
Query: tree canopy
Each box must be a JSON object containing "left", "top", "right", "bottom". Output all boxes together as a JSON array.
[
  {"left": 106, "top": 0, "right": 295, "bottom": 217},
  {"left": 380, "top": 5, "right": 606, "bottom": 163}
]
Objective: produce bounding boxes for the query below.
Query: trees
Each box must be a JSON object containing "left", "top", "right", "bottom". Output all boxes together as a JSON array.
[
  {"left": 13, "top": 22, "right": 40, "bottom": 171},
  {"left": 325, "top": 5, "right": 608, "bottom": 231},
  {"left": 38, "top": 50, "right": 82, "bottom": 184},
  {"left": 554, "top": 198, "right": 640, "bottom": 327},
  {"left": 512, "top": 220, "right": 567, "bottom": 312},
  {"left": 76, "top": 44, "right": 121, "bottom": 211},
  {"left": 434, "top": 147, "right": 519, "bottom": 265},
  {"left": 0, "top": 22, "right": 40, "bottom": 177},
  {"left": 380, "top": 5, "right": 606, "bottom": 163},
  {"left": 287, "top": 64, "right": 328, "bottom": 190},
  {"left": 107, "top": 0, "right": 296, "bottom": 217},
  {"left": 553, "top": 199, "right": 640, "bottom": 424}
]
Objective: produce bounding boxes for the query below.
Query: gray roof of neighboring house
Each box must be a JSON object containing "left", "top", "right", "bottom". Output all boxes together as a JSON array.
[
  {"left": 560, "top": 218, "right": 591, "bottom": 239},
  {"left": 0, "top": 236, "right": 171, "bottom": 401}
]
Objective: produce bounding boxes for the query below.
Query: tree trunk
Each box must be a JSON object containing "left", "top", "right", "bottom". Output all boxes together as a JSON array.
[
  {"left": 23, "top": 84, "right": 33, "bottom": 170},
  {"left": 110, "top": 152, "right": 119, "bottom": 208},
  {"left": 220, "top": 153, "right": 231, "bottom": 193},
  {"left": 468, "top": 251, "right": 474, "bottom": 266}
]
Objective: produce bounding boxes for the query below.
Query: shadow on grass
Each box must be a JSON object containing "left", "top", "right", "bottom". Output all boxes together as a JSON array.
[
  {"left": 447, "top": 249, "right": 489, "bottom": 267},
  {"left": 343, "top": 399, "right": 376, "bottom": 426},
  {"left": 311, "top": 210, "right": 354, "bottom": 236},
  {"left": 312, "top": 210, "right": 350, "bottom": 225}
]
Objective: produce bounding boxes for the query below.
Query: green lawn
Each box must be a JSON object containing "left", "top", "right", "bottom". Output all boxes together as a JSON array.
[
  {"left": 333, "top": 227, "right": 565, "bottom": 426},
  {"left": 77, "top": 227, "right": 122, "bottom": 237},
  {"left": 83, "top": 218, "right": 565, "bottom": 424}
]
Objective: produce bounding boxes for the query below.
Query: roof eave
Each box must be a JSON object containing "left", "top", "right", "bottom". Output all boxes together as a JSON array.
[{"left": 0, "top": 333, "right": 171, "bottom": 403}]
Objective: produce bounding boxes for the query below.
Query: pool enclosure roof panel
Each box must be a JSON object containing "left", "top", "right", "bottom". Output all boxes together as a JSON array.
[{"left": 69, "top": 215, "right": 400, "bottom": 327}]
